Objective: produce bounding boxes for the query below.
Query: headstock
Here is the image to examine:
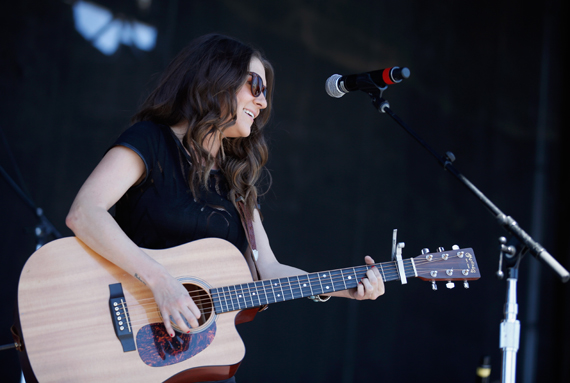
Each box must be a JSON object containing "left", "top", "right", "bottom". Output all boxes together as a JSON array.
[{"left": 413, "top": 247, "right": 480, "bottom": 290}]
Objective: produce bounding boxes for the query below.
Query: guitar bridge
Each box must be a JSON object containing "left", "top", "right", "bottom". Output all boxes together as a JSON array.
[{"left": 109, "top": 283, "right": 136, "bottom": 352}]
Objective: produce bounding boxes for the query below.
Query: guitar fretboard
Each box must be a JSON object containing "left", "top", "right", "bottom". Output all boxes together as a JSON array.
[{"left": 211, "top": 259, "right": 416, "bottom": 314}]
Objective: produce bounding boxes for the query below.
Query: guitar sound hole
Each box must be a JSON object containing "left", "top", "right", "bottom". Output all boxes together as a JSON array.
[
  {"left": 186, "top": 283, "right": 212, "bottom": 326},
  {"left": 164, "top": 281, "right": 215, "bottom": 334}
]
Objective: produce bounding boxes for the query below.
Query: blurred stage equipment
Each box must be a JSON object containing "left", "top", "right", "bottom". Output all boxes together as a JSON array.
[
  {"left": 476, "top": 355, "right": 492, "bottom": 383},
  {"left": 1, "top": 127, "right": 63, "bottom": 383},
  {"left": 325, "top": 67, "right": 569, "bottom": 383},
  {"left": 71, "top": 0, "right": 157, "bottom": 55},
  {"left": 0, "top": 127, "right": 61, "bottom": 249}
]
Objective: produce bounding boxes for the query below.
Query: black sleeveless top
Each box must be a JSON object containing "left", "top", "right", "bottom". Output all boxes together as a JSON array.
[{"left": 112, "top": 121, "right": 248, "bottom": 253}]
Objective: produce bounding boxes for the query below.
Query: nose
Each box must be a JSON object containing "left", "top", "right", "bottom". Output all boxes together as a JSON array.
[{"left": 255, "top": 92, "right": 268, "bottom": 109}]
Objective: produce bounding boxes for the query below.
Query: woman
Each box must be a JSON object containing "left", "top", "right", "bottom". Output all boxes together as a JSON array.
[{"left": 66, "top": 33, "right": 384, "bottom": 382}]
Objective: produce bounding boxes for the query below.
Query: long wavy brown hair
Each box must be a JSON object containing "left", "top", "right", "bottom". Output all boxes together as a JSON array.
[{"left": 131, "top": 34, "right": 273, "bottom": 217}]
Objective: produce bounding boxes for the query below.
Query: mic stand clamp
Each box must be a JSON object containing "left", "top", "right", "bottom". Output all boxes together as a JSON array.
[{"left": 496, "top": 236, "right": 526, "bottom": 383}]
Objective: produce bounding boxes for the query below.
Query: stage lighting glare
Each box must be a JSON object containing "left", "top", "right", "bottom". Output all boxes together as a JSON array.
[{"left": 72, "top": 0, "right": 157, "bottom": 56}]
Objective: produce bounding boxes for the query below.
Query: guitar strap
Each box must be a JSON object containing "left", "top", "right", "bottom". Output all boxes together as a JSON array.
[
  {"left": 236, "top": 198, "right": 268, "bottom": 312},
  {"left": 236, "top": 198, "right": 259, "bottom": 275}
]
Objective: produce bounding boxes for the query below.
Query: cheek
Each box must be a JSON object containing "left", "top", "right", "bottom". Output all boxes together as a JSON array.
[{"left": 236, "top": 85, "right": 251, "bottom": 103}]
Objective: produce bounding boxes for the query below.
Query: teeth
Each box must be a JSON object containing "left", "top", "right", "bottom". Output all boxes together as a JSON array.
[{"left": 244, "top": 109, "right": 254, "bottom": 118}]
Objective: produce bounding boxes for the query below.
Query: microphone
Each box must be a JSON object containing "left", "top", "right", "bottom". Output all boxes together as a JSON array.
[{"left": 325, "top": 66, "right": 410, "bottom": 98}]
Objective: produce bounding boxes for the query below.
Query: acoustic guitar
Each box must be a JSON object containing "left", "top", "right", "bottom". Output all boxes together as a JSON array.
[{"left": 16, "top": 237, "right": 479, "bottom": 382}]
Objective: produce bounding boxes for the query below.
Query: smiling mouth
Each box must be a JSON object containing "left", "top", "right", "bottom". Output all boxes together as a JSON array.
[{"left": 244, "top": 109, "right": 255, "bottom": 119}]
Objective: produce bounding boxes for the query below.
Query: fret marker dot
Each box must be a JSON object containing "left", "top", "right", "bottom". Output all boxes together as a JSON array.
[
  {"left": 326, "top": 286, "right": 330, "bottom": 290},
  {"left": 253, "top": 293, "right": 256, "bottom": 295},
  {"left": 277, "top": 294, "right": 281, "bottom": 297},
  {"left": 239, "top": 295, "right": 242, "bottom": 298},
  {"left": 303, "top": 284, "right": 307, "bottom": 287},
  {"left": 348, "top": 276, "right": 352, "bottom": 279}
]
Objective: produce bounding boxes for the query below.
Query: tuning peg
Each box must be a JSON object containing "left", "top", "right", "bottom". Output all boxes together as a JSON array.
[
  {"left": 452, "top": 244, "right": 459, "bottom": 250},
  {"left": 464, "top": 281, "right": 470, "bottom": 289},
  {"left": 438, "top": 247, "right": 445, "bottom": 252},
  {"left": 431, "top": 281, "right": 437, "bottom": 290},
  {"left": 446, "top": 282, "right": 455, "bottom": 289},
  {"left": 421, "top": 248, "right": 430, "bottom": 254}
]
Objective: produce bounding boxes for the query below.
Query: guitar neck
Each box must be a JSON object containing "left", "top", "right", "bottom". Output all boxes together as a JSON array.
[{"left": 211, "top": 259, "right": 415, "bottom": 314}]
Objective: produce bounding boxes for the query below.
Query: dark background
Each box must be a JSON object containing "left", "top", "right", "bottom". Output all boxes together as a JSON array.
[{"left": 1, "top": 0, "right": 568, "bottom": 382}]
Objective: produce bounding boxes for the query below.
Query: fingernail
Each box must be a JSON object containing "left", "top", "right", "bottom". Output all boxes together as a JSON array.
[{"left": 187, "top": 331, "right": 191, "bottom": 334}]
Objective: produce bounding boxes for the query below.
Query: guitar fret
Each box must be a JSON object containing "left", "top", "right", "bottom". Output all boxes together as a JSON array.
[
  {"left": 236, "top": 285, "right": 245, "bottom": 310},
  {"left": 297, "top": 275, "right": 312, "bottom": 298},
  {"left": 307, "top": 274, "right": 316, "bottom": 296},
  {"left": 245, "top": 283, "right": 255, "bottom": 308},
  {"left": 320, "top": 272, "right": 334, "bottom": 295},
  {"left": 330, "top": 270, "right": 345, "bottom": 292},
  {"left": 227, "top": 286, "right": 236, "bottom": 311},
  {"left": 275, "top": 279, "right": 285, "bottom": 301},
  {"left": 258, "top": 280, "right": 269, "bottom": 305},
  {"left": 279, "top": 278, "right": 293, "bottom": 301},
  {"left": 296, "top": 276, "right": 304, "bottom": 298},
  {"left": 309, "top": 273, "right": 322, "bottom": 296},
  {"left": 353, "top": 266, "right": 366, "bottom": 284},
  {"left": 219, "top": 287, "right": 229, "bottom": 313},
  {"left": 242, "top": 283, "right": 252, "bottom": 309},
  {"left": 339, "top": 269, "right": 348, "bottom": 290},
  {"left": 235, "top": 284, "right": 245, "bottom": 309},
  {"left": 406, "top": 259, "right": 417, "bottom": 278},
  {"left": 264, "top": 279, "right": 277, "bottom": 303},
  {"left": 221, "top": 287, "right": 231, "bottom": 313},
  {"left": 287, "top": 277, "right": 295, "bottom": 300},
  {"left": 378, "top": 263, "right": 387, "bottom": 281},
  {"left": 211, "top": 289, "right": 220, "bottom": 314},
  {"left": 253, "top": 281, "right": 263, "bottom": 306},
  {"left": 222, "top": 286, "right": 231, "bottom": 311},
  {"left": 347, "top": 267, "right": 359, "bottom": 289},
  {"left": 292, "top": 276, "right": 301, "bottom": 299},
  {"left": 383, "top": 263, "right": 398, "bottom": 282},
  {"left": 292, "top": 280, "right": 300, "bottom": 298}
]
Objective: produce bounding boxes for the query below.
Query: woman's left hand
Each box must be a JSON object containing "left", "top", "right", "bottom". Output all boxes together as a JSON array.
[{"left": 349, "top": 255, "right": 385, "bottom": 300}]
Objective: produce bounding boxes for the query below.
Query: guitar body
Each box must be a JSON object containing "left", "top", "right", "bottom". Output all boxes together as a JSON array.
[{"left": 17, "top": 237, "right": 255, "bottom": 383}]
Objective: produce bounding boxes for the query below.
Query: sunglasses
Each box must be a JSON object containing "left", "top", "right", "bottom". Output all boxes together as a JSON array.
[{"left": 249, "top": 72, "right": 267, "bottom": 98}]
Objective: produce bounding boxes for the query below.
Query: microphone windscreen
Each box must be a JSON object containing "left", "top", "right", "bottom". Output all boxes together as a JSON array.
[{"left": 325, "top": 74, "right": 345, "bottom": 98}]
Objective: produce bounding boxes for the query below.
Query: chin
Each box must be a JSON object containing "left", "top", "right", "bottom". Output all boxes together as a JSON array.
[
  {"left": 224, "top": 126, "right": 251, "bottom": 139},
  {"left": 234, "top": 122, "right": 253, "bottom": 138}
]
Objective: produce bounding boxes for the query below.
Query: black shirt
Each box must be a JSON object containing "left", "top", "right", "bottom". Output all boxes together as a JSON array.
[{"left": 112, "top": 121, "right": 248, "bottom": 253}]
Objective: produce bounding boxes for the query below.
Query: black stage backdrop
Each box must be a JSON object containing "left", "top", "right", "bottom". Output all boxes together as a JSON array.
[{"left": 0, "top": 1, "right": 568, "bottom": 382}]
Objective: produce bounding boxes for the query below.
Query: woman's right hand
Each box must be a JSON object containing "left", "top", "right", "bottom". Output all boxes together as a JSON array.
[{"left": 147, "top": 269, "right": 202, "bottom": 337}]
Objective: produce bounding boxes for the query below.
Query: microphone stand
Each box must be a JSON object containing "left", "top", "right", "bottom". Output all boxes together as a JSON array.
[
  {"left": 0, "top": 129, "right": 61, "bottom": 358},
  {"left": 0, "top": 165, "right": 62, "bottom": 250},
  {"left": 0, "top": 126, "right": 62, "bottom": 250},
  {"left": 354, "top": 75, "right": 569, "bottom": 383}
]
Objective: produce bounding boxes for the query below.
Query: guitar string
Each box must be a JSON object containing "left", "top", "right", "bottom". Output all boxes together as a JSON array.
[
  {"left": 127, "top": 263, "right": 409, "bottom": 308},
  {"left": 123, "top": 256, "right": 474, "bottom": 326},
  {"left": 125, "top": 256, "right": 470, "bottom": 310},
  {"left": 126, "top": 263, "right": 413, "bottom": 326}
]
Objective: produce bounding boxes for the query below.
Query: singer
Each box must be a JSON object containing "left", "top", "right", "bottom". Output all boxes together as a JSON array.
[{"left": 61, "top": 33, "right": 385, "bottom": 383}]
